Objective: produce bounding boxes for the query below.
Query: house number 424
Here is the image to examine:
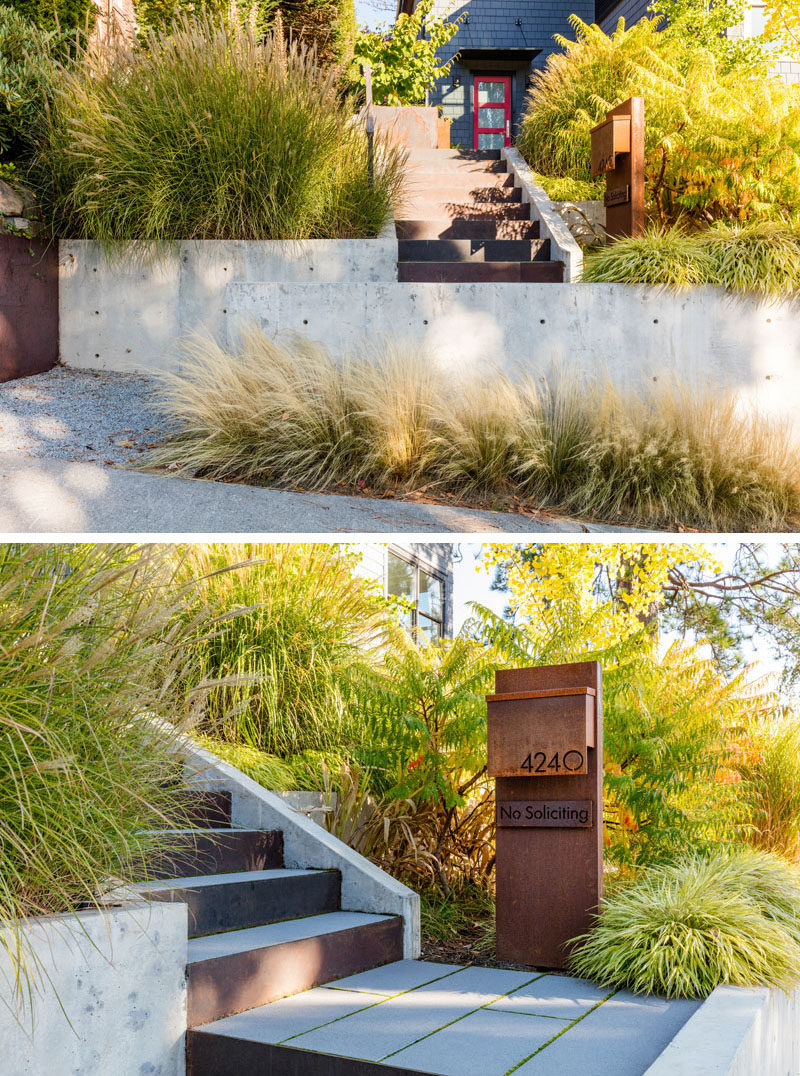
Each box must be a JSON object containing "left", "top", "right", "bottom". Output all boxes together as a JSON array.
[{"left": 520, "top": 750, "right": 584, "bottom": 774}]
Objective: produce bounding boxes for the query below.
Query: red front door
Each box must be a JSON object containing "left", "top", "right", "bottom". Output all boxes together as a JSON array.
[{"left": 473, "top": 76, "right": 511, "bottom": 150}]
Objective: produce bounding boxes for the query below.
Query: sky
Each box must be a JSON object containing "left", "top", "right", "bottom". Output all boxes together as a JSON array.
[{"left": 354, "top": 0, "right": 393, "bottom": 31}]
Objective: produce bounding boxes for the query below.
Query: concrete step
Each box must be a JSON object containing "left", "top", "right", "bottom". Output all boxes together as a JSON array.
[
  {"left": 405, "top": 148, "right": 501, "bottom": 161},
  {"left": 403, "top": 172, "right": 516, "bottom": 190},
  {"left": 400, "top": 190, "right": 524, "bottom": 217},
  {"left": 187, "top": 912, "right": 404, "bottom": 1026},
  {"left": 168, "top": 790, "right": 232, "bottom": 829},
  {"left": 138, "top": 867, "right": 341, "bottom": 937},
  {"left": 398, "top": 238, "right": 550, "bottom": 263},
  {"left": 398, "top": 260, "right": 564, "bottom": 283},
  {"left": 141, "top": 828, "right": 284, "bottom": 880},
  {"left": 396, "top": 218, "right": 541, "bottom": 240},
  {"left": 405, "top": 158, "right": 508, "bottom": 174}
]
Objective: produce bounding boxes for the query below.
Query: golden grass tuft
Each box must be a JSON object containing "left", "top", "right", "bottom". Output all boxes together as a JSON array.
[{"left": 146, "top": 330, "right": 800, "bottom": 531}]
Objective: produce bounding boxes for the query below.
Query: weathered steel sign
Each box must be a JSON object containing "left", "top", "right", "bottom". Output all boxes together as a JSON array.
[
  {"left": 590, "top": 98, "right": 645, "bottom": 238},
  {"left": 487, "top": 687, "right": 595, "bottom": 777},
  {"left": 496, "top": 800, "right": 593, "bottom": 828},
  {"left": 488, "top": 661, "right": 603, "bottom": 969}
]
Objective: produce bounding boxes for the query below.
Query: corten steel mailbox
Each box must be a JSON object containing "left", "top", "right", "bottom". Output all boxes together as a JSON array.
[
  {"left": 590, "top": 97, "right": 645, "bottom": 239},
  {"left": 487, "top": 660, "right": 603, "bottom": 969}
]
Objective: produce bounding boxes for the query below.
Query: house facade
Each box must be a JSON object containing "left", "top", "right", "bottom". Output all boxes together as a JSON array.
[
  {"left": 356, "top": 543, "right": 455, "bottom": 640},
  {"left": 396, "top": 0, "right": 799, "bottom": 150}
]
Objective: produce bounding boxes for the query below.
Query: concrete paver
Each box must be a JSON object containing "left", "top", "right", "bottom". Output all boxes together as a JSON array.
[
  {"left": 386, "top": 1007, "right": 568, "bottom": 1075},
  {"left": 511, "top": 991, "right": 702, "bottom": 1076},
  {"left": 488, "top": 973, "right": 611, "bottom": 1019},
  {"left": 330, "top": 961, "right": 464, "bottom": 996}
]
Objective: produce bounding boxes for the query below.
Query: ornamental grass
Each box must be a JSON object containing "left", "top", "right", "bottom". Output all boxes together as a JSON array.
[
  {"left": 570, "top": 848, "right": 800, "bottom": 998},
  {"left": 31, "top": 13, "right": 403, "bottom": 240},
  {"left": 0, "top": 544, "right": 215, "bottom": 1006},
  {"left": 583, "top": 223, "right": 800, "bottom": 296},
  {"left": 145, "top": 329, "right": 800, "bottom": 532}
]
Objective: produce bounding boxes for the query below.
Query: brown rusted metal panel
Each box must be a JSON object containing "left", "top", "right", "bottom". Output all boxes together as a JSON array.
[
  {"left": 595, "top": 97, "right": 646, "bottom": 239},
  {"left": 491, "top": 661, "right": 603, "bottom": 970},
  {"left": 0, "top": 235, "right": 58, "bottom": 382},
  {"left": 487, "top": 690, "right": 594, "bottom": 777},
  {"left": 590, "top": 115, "right": 631, "bottom": 176}
]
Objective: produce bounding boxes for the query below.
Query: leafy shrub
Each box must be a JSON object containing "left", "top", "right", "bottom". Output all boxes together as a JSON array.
[
  {"left": 348, "top": 0, "right": 463, "bottom": 106},
  {"left": 146, "top": 330, "right": 800, "bottom": 532},
  {"left": 583, "top": 223, "right": 800, "bottom": 296},
  {"left": 517, "top": 16, "right": 800, "bottom": 227},
  {"left": 178, "top": 544, "right": 393, "bottom": 755},
  {"left": 12, "top": 0, "right": 95, "bottom": 33},
  {"left": 0, "top": 4, "right": 74, "bottom": 162},
  {"left": 0, "top": 545, "right": 212, "bottom": 993},
  {"left": 570, "top": 849, "right": 800, "bottom": 997},
  {"left": 31, "top": 14, "right": 404, "bottom": 240}
]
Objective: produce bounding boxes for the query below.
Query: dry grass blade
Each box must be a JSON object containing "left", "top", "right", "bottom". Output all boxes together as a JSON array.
[{"left": 145, "top": 331, "right": 800, "bottom": 531}]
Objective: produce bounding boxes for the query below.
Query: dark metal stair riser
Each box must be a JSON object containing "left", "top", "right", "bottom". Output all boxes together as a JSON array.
[
  {"left": 187, "top": 917, "right": 405, "bottom": 1027},
  {"left": 145, "top": 829, "right": 284, "bottom": 880},
  {"left": 398, "top": 262, "right": 564, "bottom": 283},
  {"left": 395, "top": 220, "right": 541, "bottom": 241},
  {"left": 398, "top": 239, "right": 550, "bottom": 264},
  {"left": 148, "top": 870, "right": 341, "bottom": 937},
  {"left": 405, "top": 172, "right": 515, "bottom": 189},
  {"left": 169, "top": 790, "right": 233, "bottom": 828},
  {"left": 187, "top": 1034, "right": 432, "bottom": 1076}
]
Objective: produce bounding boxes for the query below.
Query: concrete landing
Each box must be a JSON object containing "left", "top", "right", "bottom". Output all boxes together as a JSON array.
[{"left": 188, "top": 959, "right": 701, "bottom": 1076}]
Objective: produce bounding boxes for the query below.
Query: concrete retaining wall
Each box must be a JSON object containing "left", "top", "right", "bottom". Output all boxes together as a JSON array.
[
  {"left": 59, "top": 235, "right": 398, "bottom": 373},
  {"left": 0, "top": 901, "right": 187, "bottom": 1076},
  {"left": 225, "top": 280, "right": 800, "bottom": 434},
  {"left": 644, "top": 983, "right": 800, "bottom": 1076},
  {"left": 501, "top": 147, "right": 584, "bottom": 283},
  {"left": 179, "top": 739, "right": 421, "bottom": 960}
]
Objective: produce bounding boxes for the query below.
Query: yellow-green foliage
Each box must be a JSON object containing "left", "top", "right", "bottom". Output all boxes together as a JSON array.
[
  {"left": 571, "top": 849, "right": 800, "bottom": 997},
  {"left": 583, "top": 222, "right": 800, "bottom": 296},
  {"left": 737, "top": 721, "right": 800, "bottom": 860},
  {"left": 518, "top": 16, "right": 800, "bottom": 226}
]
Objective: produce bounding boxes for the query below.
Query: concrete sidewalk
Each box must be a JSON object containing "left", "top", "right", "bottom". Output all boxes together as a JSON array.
[{"left": 0, "top": 454, "right": 637, "bottom": 534}]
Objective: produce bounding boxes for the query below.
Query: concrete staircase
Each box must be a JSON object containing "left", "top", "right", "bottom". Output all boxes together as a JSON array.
[
  {"left": 396, "top": 149, "right": 564, "bottom": 283},
  {"left": 136, "top": 788, "right": 404, "bottom": 1069}
]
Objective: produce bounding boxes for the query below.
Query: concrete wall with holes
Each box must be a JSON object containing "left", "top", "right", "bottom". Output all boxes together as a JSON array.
[
  {"left": 222, "top": 280, "right": 800, "bottom": 439},
  {"left": 0, "top": 902, "right": 187, "bottom": 1076},
  {"left": 645, "top": 983, "right": 800, "bottom": 1076},
  {"left": 59, "top": 236, "right": 397, "bottom": 373}
]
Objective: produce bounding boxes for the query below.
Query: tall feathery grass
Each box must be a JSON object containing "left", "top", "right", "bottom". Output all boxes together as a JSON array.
[
  {"left": 0, "top": 544, "right": 216, "bottom": 1005},
  {"left": 175, "top": 544, "right": 393, "bottom": 755},
  {"left": 145, "top": 330, "right": 800, "bottom": 531},
  {"left": 570, "top": 848, "right": 800, "bottom": 998},
  {"left": 31, "top": 13, "right": 404, "bottom": 240},
  {"left": 583, "top": 223, "right": 800, "bottom": 296},
  {"left": 737, "top": 721, "right": 800, "bottom": 861}
]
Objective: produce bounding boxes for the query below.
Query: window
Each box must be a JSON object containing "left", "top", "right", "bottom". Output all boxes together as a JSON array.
[{"left": 387, "top": 550, "right": 446, "bottom": 641}]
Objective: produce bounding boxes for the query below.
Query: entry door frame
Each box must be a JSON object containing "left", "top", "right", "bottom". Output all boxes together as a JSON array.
[{"left": 473, "top": 75, "right": 512, "bottom": 150}]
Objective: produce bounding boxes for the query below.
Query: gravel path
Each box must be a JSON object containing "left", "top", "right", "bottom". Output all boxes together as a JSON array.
[{"left": 0, "top": 366, "right": 177, "bottom": 466}]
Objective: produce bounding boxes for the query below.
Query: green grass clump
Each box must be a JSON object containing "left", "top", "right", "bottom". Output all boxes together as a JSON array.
[
  {"left": 176, "top": 544, "right": 392, "bottom": 755},
  {"left": 193, "top": 737, "right": 316, "bottom": 790},
  {"left": 145, "top": 330, "right": 800, "bottom": 532},
  {"left": 532, "top": 172, "right": 605, "bottom": 202},
  {"left": 570, "top": 848, "right": 800, "bottom": 998},
  {"left": 31, "top": 13, "right": 403, "bottom": 240},
  {"left": 0, "top": 544, "right": 215, "bottom": 1001},
  {"left": 583, "top": 223, "right": 800, "bottom": 296}
]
